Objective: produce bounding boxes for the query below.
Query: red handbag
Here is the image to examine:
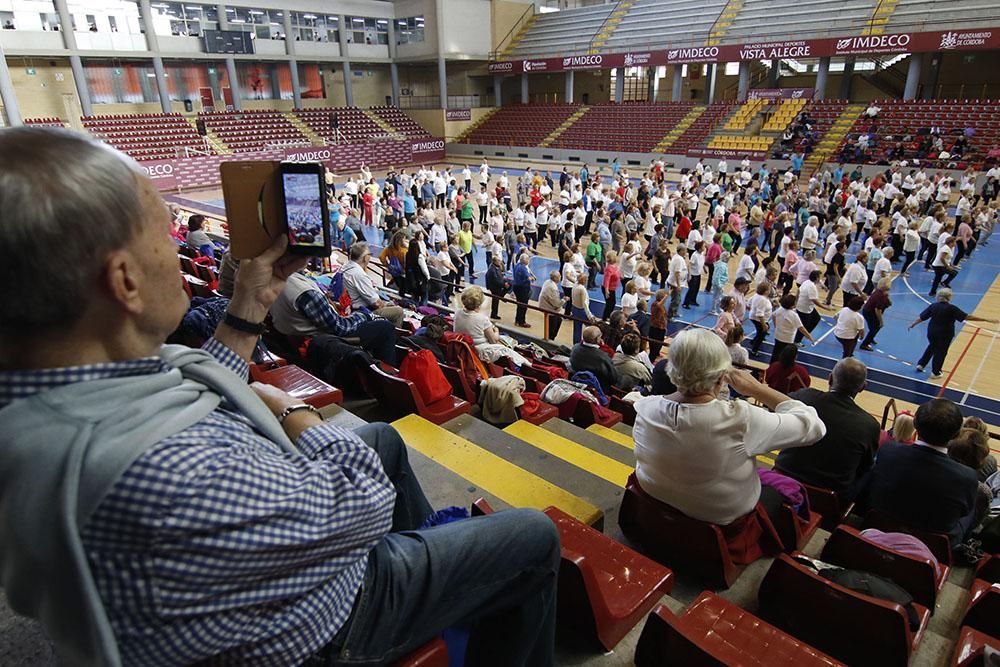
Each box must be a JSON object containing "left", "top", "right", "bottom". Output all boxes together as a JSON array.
[{"left": 400, "top": 349, "right": 452, "bottom": 404}]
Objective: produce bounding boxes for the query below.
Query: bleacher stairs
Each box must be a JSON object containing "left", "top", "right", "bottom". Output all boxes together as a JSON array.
[
  {"left": 539, "top": 105, "right": 590, "bottom": 148},
  {"left": 497, "top": 13, "right": 538, "bottom": 60},
  {"left": 653, "top": 105, "right": 705, "bottom": 152},
  {"left": 801, "top": 103, "right": 864, "bottom": 175},
  {"left": 185, "top": 116, "right": 230, "bottom": 155},
  {"left": 283, "top": 112, "right": 326, "bottom": 146},
  {"left": 362, "top": 108, "right": 405, "bottom": 140},
  {"left": 723, "top": 98, "right": 766, "bottom": 131},
  {"left": 706, "top": 0, "right": 745, "bottom": 46},
  {"left": 861, "top": 0, "right": 898, "bottom": 35},
  {"left": 455, "top": 107, "right": 499, "bottom": 143},
  {"left": 589, "top": 0, "right": 635, "bottom": 53}
]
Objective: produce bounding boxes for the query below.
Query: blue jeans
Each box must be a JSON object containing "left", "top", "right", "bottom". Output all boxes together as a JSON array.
[{"left": 572, "top": 305, "right": 589, "bottom": 343}]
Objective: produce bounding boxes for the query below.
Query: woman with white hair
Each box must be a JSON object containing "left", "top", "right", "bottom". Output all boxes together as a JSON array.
[
  {"left": 454, "top": 286, "right": 531, "bottom": 367},
  {"left": 632, "top": 328, "right": 825, "bottom": 526}
]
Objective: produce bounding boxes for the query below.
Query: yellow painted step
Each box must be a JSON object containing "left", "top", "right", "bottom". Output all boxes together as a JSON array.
[
  {"left": 586, "top": 424, "right": 633, "bottom": 450},
  {"left": 504, "top": 420, "right": 633, "bottom": 487},
  {"left": 393, "top": 414, "right": 603, "bottom": 525}
]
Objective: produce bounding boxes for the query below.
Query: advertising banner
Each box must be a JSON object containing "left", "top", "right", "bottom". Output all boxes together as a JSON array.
[
  {"left": 747, "top": 88, "right": 814, "bottom": 100},
  {"left": 139, "top": 159, "right": 179, "bottom": 190},
  {"left": 486, "top": 28, "right": 1000, "bottom": 72},
  {"left": 686, "top": 148, "right": 768, "bottom": 161},
  {"left": 446, "top": 108, "right": 472, "bottom": 121},
  {"left": 410, "top": 139, "right": 447, "bottom": 163}
]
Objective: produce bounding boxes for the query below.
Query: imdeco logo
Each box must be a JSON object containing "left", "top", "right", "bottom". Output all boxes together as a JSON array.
[{"left": 143, "top": 163, "right": 174, "bottom": 177}]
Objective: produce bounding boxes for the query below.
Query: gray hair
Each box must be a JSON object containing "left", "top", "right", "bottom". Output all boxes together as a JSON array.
[
  {"left": 936, "top": 288, "right": 953, "bottom": 302},
  {"left": 830, "top": 357, "right": 867, "bottom": 396},
  {"left": 349, "top": 241, "right": 370, "bottom": 262},
  {"left": 666, "top": 328, "right": 731, "bottom": 395},
  {"left": 0, "top": 128, "right": 145, "bottom": 337}
]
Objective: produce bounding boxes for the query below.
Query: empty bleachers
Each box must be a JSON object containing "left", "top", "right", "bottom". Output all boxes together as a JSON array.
[
  {"left": 549, "top": 102, "right": 697, "bottom": 153},
  {"left": 24, "top": 117, "right": 66, "bottom": 128},
  {"left": 461, "top": 103, "right": 580, "bottom": 147},
  {"left": 81, "top": 113, "right": 208, "bottom": 161},
  {"left": 601, "top": 0, "right": 728, "bottom": 53},
  {"left": 671, "top": 101, "right": 738, "bottom": 152},
  {"left": 295, "top": 106, "right": 387, "bottom": 144},
  {"left": 886, "top": 0, "right": 1000, "bottom": 31},
  {"left": 198, "top": 110, "right": 309, "bottom": 153},
  {"left": 508, "top": 4, "right": 613, "bottom": 59},
  {"left": 370, "top": 105, "right": 433, "bottom": 140},
  {"left": 723, "top": 0, "right": 879, "bottom": 42}
]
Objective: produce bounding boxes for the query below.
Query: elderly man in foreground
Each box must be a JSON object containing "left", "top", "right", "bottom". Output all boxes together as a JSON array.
[{"left": 0, "top": 128, "right": 559, "bottom": 667}]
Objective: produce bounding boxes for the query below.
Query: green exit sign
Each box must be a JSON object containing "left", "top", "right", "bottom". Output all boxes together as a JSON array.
[
  {"left": 25, "top": 68, "right": 36, "bottom": 76},
  {"left": 963, "top": 54, "right": 976, "bottom": 64}
]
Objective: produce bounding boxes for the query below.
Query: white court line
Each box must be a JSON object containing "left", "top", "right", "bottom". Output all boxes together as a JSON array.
[
  {"left": 812, "top": 320, "right": 836, "bottom": 344},
  {"left": 962, "top": 327, "right": 999, "bottom": 405},
  {"left": 902, "top": 275, "right": 932, "bottom": 305}
]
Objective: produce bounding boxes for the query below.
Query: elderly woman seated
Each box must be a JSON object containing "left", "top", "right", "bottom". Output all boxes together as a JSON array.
[
  {"left": 632, "top": 328, "right": 825, "bottom": 529},
  {"left": 454, "top": 286, "right": 531, "bottom": 368}
]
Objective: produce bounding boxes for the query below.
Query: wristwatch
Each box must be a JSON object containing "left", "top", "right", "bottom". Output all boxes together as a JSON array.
[
  {"left": 277, "top": 403, "right": 322, "bottom": 424},
  {"left": 223, "top": 311, "right": 265, "bottom": 336}
]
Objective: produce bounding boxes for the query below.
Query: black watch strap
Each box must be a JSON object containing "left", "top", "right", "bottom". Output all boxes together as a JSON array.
[{"left": 224, "top": 312, "right": 265, "bottom": 336}]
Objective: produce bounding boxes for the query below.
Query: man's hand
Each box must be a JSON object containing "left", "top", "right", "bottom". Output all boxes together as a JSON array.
[
  {"left": 228, "top": 235, "right": 310, "bottom": 323},
  {"left": 252, "top": 382, "right": 323, "bottom": 441}
]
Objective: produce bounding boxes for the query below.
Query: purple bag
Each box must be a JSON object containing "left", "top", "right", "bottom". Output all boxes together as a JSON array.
[
  {"left": 757, "top": 469, "right": 809, "bottom": 518},
  {"left": 860, "top": 528, "right": 943, "bottom": 579}
]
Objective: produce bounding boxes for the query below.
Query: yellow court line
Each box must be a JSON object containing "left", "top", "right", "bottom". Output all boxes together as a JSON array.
[
  {"left": 504, "top": 421, "right": 634, "bottom": 488},
  {"left": 392, "top": 414, "right": 603, "bottom": 526},
  {"left": 586, "top": 423, "right": 634, "bottom": 450}
]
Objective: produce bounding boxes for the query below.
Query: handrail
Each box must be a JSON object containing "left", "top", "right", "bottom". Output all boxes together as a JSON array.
[
  {"left": 880, "top": 397, "right": 897, "bottom": 431},
  {"left": 489, "top": 3, "right": 534, "bottom": 61},
  {"left": 867, "top": 0, "right": 887, "bottom": 37},
  {"left": 706, "top": 1, "right": 732, "bottom": 44},
  {"left": 586, "top": 0, "right": 625, "bottom": 54}
]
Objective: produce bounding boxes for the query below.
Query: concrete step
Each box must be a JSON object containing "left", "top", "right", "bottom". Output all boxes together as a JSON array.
[{"left": 538, "top": 418, "right": 634, "bottom": 465}]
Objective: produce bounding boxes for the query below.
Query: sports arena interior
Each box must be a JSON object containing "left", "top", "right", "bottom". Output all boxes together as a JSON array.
[{"left": 3, "top": 0, "right": 1000, "bottom": 664}]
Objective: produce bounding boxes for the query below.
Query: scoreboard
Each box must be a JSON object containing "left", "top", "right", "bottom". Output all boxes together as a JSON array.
[{"left": 203, "top": 30, "right": 254, "bottom": 54}]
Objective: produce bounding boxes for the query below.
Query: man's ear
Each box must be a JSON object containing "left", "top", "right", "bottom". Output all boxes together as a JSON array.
[{"left": 104, "top": 248, "right": 144, "bottom": 315}]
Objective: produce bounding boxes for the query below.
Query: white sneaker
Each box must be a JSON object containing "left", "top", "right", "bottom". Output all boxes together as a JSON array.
[
  {"left": 915, "top": 365, "right": 924, "bottom": 372},
  {"left": 930, "top": 372, "right": 943, "bottom": 379}
]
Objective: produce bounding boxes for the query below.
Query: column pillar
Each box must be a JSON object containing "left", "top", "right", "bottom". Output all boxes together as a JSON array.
[
  {"left": 839, "top": 57, "right": 855, "bottom": 100},
  {"left": 387, "top": 19, "right": 400, "bottom": 106},
  {"left": 814, "top": 56, "right": 830, "bottom": 100},
  {"left": 54, "top": 0, "right": 92, "bottom": 116},
  {"left": 437, "top": 56, "right": 447, "bottom": 108},
  {"left": 493, "top": 74, "right": 503, "bottom": 107},
  {"left": 225, "top": 56, "right": 241, "bottom": 109},
  {"left": 649, "top": 67, "right": 659, "bottom": 102},
  {"left": 671, "top": 65, "right": 682, "bottom": 102},
  {"left": 0, "top": 39, "right": 23, "bottom": 125},
  {"left": 737, "top": 60, "right": 750, "bottom": 101},
  {"left": 704, "top": 63, "right": 717, "bottom": 104},
  {"left": 138, "top": 0, "right": 170, "bottom": 113},
  {"left": 520, "top": 72, "right": 528, "bottom": 103},
  {"left": 767, "top": 59, "right": 780, "bottom": 87},
  {"left": 216, "top": 3, "right": 227, "bottom": 29},
  {"left": 565, "top": 70, "right": 574, "bottom": 103},
  {"left": 283, "top": 12, "right": 302, "bottom": 108},
  {"left": 151, "top": 56, "right": 171, "bottom": 113},
  {"left": 902, "top": 53, "right": 921, "bottom": 100},
  {"left": 338, "top": 14, "right": 353, "bottom": 106},
  {"left": 614, "top": 67, "right": 624, "bottom": 103}
]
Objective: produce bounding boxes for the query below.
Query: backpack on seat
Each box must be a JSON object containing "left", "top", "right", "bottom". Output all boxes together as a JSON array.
[{"left": 400, "top": 349, "right": 453, "bottom": 404}]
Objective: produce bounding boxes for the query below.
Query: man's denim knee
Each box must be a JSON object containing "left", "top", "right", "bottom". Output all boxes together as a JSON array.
[{"left": 499, "top": 508, "right": 560, "bottom": 568}]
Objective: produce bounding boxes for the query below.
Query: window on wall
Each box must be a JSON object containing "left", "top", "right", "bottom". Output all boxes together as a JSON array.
[
  {"left": 394, "top": 16, "right": 424, "bottom": 44},
  {"left": 150, "top": 2, "right": 213, "bottom": 36},
  {"left": 289, "top": 12, "right": 336, "bottom": 42},
  {"left": 345, "top": 15, "right": 386, "bottom": 45},
  {"left": 228, "top": 6, "right": 278, "bottom": 38},
  {"left": 84, "top": 61, "right": 161, "bottom": 104}
]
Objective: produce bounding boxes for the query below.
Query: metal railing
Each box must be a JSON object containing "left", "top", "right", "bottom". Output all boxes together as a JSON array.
[
  {"left": 586, "top": 0, "right": 626, "bottom": 53},
  {"left": 489, "top": 2, "right": 535, "bottom": 61},
  {"left": 399, "top": 95, "right": 490, "bottom": 110}
]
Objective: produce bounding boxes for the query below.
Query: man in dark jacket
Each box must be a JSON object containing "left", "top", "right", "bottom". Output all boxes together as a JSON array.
[
  {"left": 570, "top": 326, "right": 620, "bottom": 393},
  {"left": 858, "top": 398, "right": 978, "bottom": 547},
  {"left": 485, "top": 256, "right": 510, "bottom": 320},
  {"left": 774, "top": 358, "right": 879, "bottom": 500}
]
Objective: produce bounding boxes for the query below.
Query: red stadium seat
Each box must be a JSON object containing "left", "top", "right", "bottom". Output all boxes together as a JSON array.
[
  {"left": 634, "top": 593, "right": 844, "bottom": 667},
  {"left": 608, "top": 395, "right": 636, "bottom": 426},
  {"left": 473, "top": 498, "right": 674, "bottom": 651},
  {"left": 249, "top": 360, "right": 343, "bottom": 409},
  {"left": 862, "top": 510, "right": 953, "bottom": 566},
  {"left": 368, "top": 364, "right": 471, "bottom": 425},
  {"left": 772, "top": 504, "right": 822, "bottom": 552},
  {"left": 976, "top": 555, "right": 1000, "bottom": 584},
  {"left": 820, "top": 525, "right": 946, "bottom": 609},
  {"left": 438, "top": 362, "right": 478, "bottom": 403},
  {"left": 963, "top": 580, "right": 1000, "bottom": 640},
  {"left": 758, "top": 553, "right": 930, "bottom": 667},
  {"left": 951, "top": 627, "right": 1000, "bottom": 666},
  {"left": 798, "top": 481, "right": 854, "bottom": 531},
  {"left": 393, "top": 638, "right": 448, "bottom": 667},
  {"left": 571, "top": 400, "right": 622, "bottom": 428}
]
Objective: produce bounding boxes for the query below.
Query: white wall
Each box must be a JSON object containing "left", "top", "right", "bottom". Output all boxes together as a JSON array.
[
  {"left": 440, "top": 0, "right": 489, "bottom": 56},
  {"left": 394, "top": 0, "right": 436, "bottom": 57}
]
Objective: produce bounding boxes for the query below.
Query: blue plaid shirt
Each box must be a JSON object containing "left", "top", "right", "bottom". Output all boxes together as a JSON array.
[{"left": 0, "top": 339, "right": 395, "bottom": 665}]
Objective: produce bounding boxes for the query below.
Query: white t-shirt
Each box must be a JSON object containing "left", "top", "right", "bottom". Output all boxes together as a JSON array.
[
  {"left": 668, "top": 254, "right": 689, "bottom": 288},
  {"left": 933, "top": 245, "right": 953, "bottom": 268},
  {"left": 833, "top": 308, "right": 865, "bottom": 340},
  {"left": 621, "top": 292, "right": 639, "bottom": 317},
  {"left": 774, "top": 307, "right": 804, "bottom": 343},
  {"left": 872, "top": 257, "right": 892, "bottom": 285},
  {"left": 795, "top": 280, "right": 819, "bottom": 314},
  {"left": 904, "top": 228, "right": 921, "bottom": 252},
  {"left": 689, "top": 251, "right": 705, "bottom": 276},
  {"left": 842, "top": 262, "right": 867, "bottom": 294},
  {"left": 454, "top": 309, "right": 493, "bottom": 346},
  {"left": 749, "top": 293, "right": 772, "bottom": 322},
  {"left": 562, "top": 262, "right": 579, "bottom": 288}
]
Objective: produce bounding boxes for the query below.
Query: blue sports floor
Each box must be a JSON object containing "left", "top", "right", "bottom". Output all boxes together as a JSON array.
[{"left": 169, "top": 168, "right": 1000, "bottom": 426}]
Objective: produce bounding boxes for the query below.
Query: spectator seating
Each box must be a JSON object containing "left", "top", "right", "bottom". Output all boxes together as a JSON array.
[
  {"left": 249, "top": 359, "right": 344, "bottom": 409},
  {"left": 721, "top": 0, "right": 878, "bottom": 43},
  {"left": 798, "top": 480, "right": 855, "bottom": 530},
  {"left": 862, "top": 509, "right": 953, "bottom": 567},
  {"left": 82, "top": 112, "right": 207, "bottom": 161},
  {"left": 670, "top": 102, "right": 738, "bottom": 152},
  {"left": 708, "top": 135, "right": 774, "bottom": 153},
  {"left": 371, "top": 105, "right": 433, "bottom": 139},
  {"left": 24, "top": 117, "right": 66, "bottom": 128},
  {"left": 367, "top": 363, "right": 472, "bottom": 424},
  {"left": 198, "top": 110, "right": 309, "bottom": 153},
  {"left": 570, "top": 399, "right": 623, "bottom": 429},
  {"left": 962, "top": 580, "right": 1000, "bottom": 641},
  {"left": 758, "top": 553, "right": 931, "bottom": 667},
  {"left": 762, "top": 98, "right": 808, "bottom": 133},
  {"left": 472, "top": 498, "right": 675, "bottom": 652},
  {"left": 600, "top": 0, "right": 727, "bottom": 53},
  {"left": 507, "top": 4, "right": 613, "bottom": 59},
  {"left": 724, "top": 98, "right": 766, "bottom": 131},
  {"left": 820, "top": 525, "right": 946, "bottom": 609},
  {"left": 887, "top": 0, "right": 1000, "bottom": 31},
  {"left": 549, "top": 102, "right": 697, "bottom": 153},
  {"left": 634, "top": 593, "right": 845, "bottom": 666},
  {"left": 773, "top": 504, "right": 822, "bottom": 553},
  {"left": 951, "top": 627, "right": 1000, "bottom": 666},
  {"left": 461, "top": 104, "right": 580, "bottom": 147},
  {"left": 295, "top": 106, "right": 387, "bottom": 144},
  {"left": 839, "top": 99, "right": 1000, "bottom": 167}
]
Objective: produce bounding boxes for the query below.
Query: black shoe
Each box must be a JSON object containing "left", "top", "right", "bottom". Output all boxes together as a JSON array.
[{"left": 860, "top": 345, "right": 874, "bottom": 351}]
